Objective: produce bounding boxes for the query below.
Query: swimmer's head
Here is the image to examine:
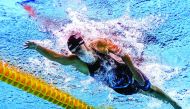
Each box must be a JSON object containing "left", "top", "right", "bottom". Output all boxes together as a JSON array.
[
  {"left": 67, "top": 34, "right": 97, "bottom": 63},
  {"left": 67, "top": 34, "right": 85, "bottom": 53}
]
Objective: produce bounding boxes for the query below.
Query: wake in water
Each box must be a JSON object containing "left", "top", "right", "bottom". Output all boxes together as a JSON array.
[
  {"left": 39, "top": 8, "right": 163, "bottom": 62},
  {"left": 22, "top": 2, "right": 181, "bottom": 87},
  {"left": 21, "top": 2, "right": 183, "bottom": 108}
]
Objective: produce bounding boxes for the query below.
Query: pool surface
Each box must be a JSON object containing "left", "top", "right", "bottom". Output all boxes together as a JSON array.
[{"left": 0, "top": 0, "right": 190, "bottom": 109}]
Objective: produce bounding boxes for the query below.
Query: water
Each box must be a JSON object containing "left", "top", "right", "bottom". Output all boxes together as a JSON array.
[{"left": 0, "top": 0, "right": 190, "bottom": 109}]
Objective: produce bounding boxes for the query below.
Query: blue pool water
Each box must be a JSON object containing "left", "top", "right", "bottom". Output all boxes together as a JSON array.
[{"left": 0, "top": 0, "right": 190, "bottom": 109}]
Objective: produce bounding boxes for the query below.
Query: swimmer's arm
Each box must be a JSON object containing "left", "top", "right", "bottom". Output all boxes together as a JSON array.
[
  {"left": 24, "top": 41, "right": 76, "bottom": 65},
  {"left": 120, "top": 54, "right": 146, "bottom": 85},
  {"left": 35, "top": 46, "right": 90, "bottom": 74},
  {"left": 141, "top": 85, "right": 182, "bottom": 109},
  {"left": 90, "top": 38, "right": 121, "bottom": 54},
  {"left": 36, "top": 46, "right": 76, "bottom": 64},
  {"left": 93, "top": 39, "right": 146, "bottom": 84}
]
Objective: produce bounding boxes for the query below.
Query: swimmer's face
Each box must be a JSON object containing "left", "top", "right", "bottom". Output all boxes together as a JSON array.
[
  {"left": 73, "top": 43, "right": 97, "bottom": 64},
  {"left": 73, "top": 43, "right": 92, "bottom": 56},
  {"left": 70, "top": 42, "right": 84, "bottom": 53}
]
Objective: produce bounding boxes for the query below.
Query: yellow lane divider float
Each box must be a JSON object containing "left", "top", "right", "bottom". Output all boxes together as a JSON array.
[{"left": 0, "top": 61, "right": 95, "bottom": 109}]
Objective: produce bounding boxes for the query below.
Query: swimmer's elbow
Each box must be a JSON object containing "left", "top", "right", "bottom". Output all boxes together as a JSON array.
[
  {"left": 48, "top": 55, "right": 60, "bottom": 61},
  {"left": 53, "top": 55, "right": 77, "bottom": 65}
]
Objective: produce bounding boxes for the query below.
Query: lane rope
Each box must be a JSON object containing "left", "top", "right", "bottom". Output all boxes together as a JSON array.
[{"left": 0, "top": 60, "right": 95, "bottom": 109}]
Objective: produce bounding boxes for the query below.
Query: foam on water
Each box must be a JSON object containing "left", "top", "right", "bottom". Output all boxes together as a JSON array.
[
  {"left": 33, "top": 7, "right": 176, "bottom": 81},
  {"left": 1, "top": 0, "right": 189, "bottom": 108},
  {"left": 21, "top": 3, "right": 185, "bottom": 108}
]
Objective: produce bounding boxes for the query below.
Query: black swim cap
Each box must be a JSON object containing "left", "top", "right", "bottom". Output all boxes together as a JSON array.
[{"left": 67, "top": 35, "right": 84, "bottom": 52}]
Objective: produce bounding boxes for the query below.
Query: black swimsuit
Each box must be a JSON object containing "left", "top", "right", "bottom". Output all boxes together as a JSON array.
[{"left": 87, "top": 52, "right": 151, "bottom": 95}]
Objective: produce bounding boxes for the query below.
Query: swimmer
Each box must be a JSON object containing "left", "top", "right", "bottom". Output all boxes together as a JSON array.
[
  {"left": 17, "top": 0, "right": 36, "bottom": 5},
  {"left": 18, "top": 1, "right": 36, "bottom": 17},
  {"left": 24, "top": 34, "right": 182, "bottom": 109},
  {"left": 22, "top": 4, "right": 36, "bottom": 17}
]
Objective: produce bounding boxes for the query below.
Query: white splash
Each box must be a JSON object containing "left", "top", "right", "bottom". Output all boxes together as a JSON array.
[
  {"left": 32, "top": 7, "right": 175, "bottom": 85},
  {"left": 147, "top": 99, "right": 162, "bottom": 109},
  {"left": 140, "top": 63, "right": 180, "bottom": 87}
]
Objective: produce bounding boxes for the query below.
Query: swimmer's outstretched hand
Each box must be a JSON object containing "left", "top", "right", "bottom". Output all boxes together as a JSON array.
[{"left": 24, "top": 41, "right": 38, "bottom": 49}]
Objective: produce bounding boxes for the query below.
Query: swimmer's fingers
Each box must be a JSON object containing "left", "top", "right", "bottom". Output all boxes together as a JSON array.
[
  {"left": 23, "top": 41, "right": 31, "bottom": 49},
  {"left": 24, "top": 41, "right": 37, "bottom": 49}
]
